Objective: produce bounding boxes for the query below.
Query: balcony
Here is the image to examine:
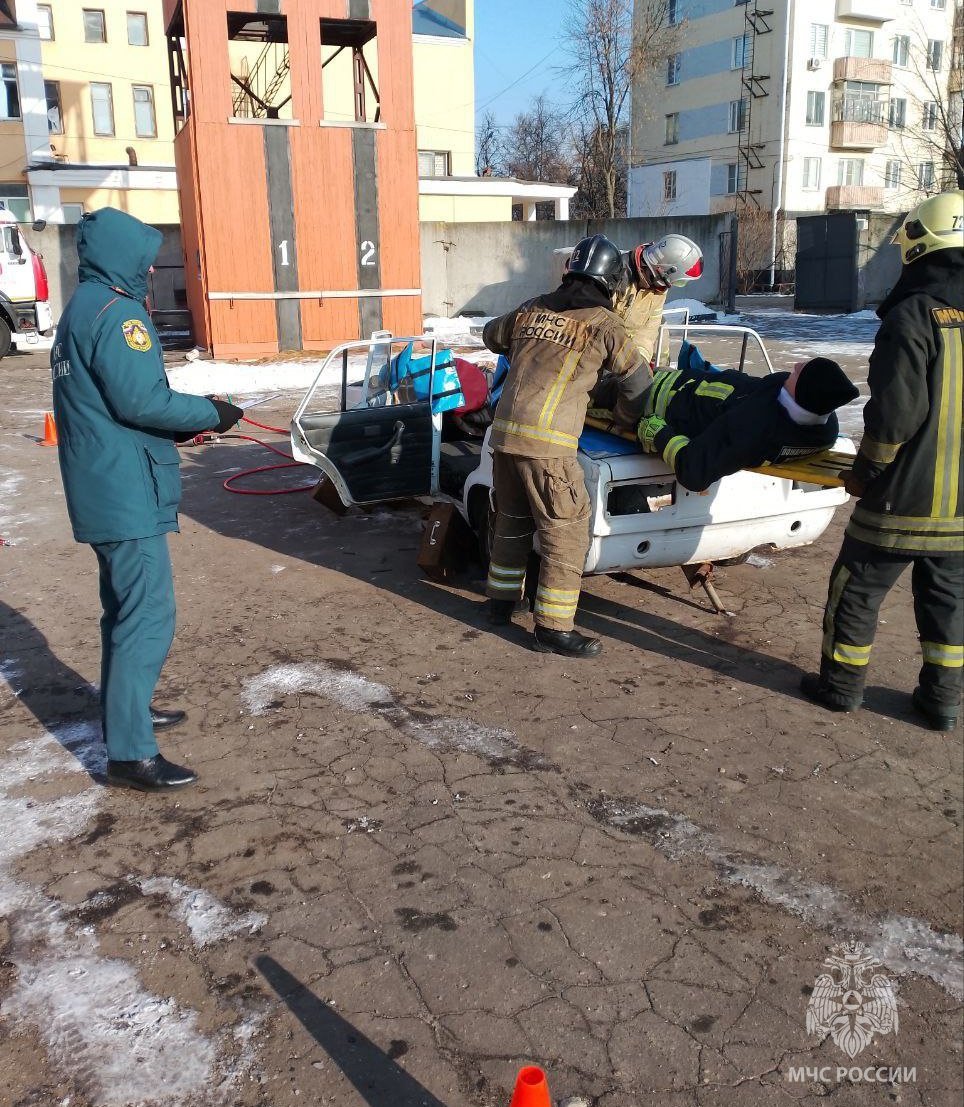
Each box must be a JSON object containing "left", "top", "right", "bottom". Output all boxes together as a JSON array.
[
  {"left": 831, "top": 120, "right": 889, "bottom": 148},
  {"left": 826, "top": 185, "right": 883, "bottom": 210},
  {"left": 835, "top": 0, "right": 897, "bottom": 22},
  {"left": 833, "top": 57, "right": 893, "bottom": 84}
]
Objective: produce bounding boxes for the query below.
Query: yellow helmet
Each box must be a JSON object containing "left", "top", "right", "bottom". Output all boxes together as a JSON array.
[{"left": 895, "top": 189, "right": 963, "bottom": 265}]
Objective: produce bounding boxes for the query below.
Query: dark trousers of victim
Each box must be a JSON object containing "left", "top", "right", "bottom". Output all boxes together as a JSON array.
[{"left": 821, "top": 534, "right": 963, "bottom": 711}]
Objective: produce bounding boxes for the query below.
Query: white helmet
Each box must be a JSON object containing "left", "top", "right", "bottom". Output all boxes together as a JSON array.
[{"left": 637, "top": 234, "right": 703, "bottom": 290}]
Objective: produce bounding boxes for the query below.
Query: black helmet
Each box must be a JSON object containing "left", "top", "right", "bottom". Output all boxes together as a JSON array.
[{"left": 566, "top": 234, "right": 627, "bottom": 298}]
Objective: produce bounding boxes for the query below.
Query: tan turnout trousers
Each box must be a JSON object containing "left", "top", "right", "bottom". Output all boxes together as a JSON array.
[{"left": 486, "top": 452, "right": 591, "bottom": 632}]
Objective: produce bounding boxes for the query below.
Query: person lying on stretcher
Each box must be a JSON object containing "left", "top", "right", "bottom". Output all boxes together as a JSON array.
[{"left": 591, "top": 341, "right": 860, "bottom": 492}]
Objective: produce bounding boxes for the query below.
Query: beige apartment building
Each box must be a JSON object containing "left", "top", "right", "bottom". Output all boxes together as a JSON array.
[
  {"left": 630, "top": 0, "right": 961, "bottom": 218},
  {"left": 0, "top": 0, "right": 572, "bottom": 226}
]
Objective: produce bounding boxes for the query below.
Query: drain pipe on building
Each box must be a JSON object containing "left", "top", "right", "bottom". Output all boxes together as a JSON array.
[{"left": 769, "top": 2, "right": 793, "bottom": 291}]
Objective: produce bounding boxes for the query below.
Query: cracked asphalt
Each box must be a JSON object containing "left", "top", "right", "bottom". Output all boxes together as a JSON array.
[{"left": 1, "top": 346, "right": 961, "bottom": 1107}]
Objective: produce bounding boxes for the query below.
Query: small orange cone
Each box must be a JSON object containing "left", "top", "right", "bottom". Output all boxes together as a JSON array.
[
  {"left": 39, "top": 411, "right": 58, "bottom": 447},
  {"left": 509, "top": 1066, "right": 551, "bottom": 1107}
]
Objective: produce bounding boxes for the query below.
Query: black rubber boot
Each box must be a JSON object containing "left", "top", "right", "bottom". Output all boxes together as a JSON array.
[
  {"left": 799, "top": 673, "right": 862, "bottom": 713},
  {"left": 533, "top": 626, "right": 603, "bottom": 658},
  {"left": 487, "top": 599, "right": 516, "bottom": 626},
  {"left": 912, "top": 688, "right": 959, "bottom": 732}
]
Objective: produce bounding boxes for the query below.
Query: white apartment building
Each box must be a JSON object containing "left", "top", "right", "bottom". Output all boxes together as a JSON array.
[{"left": 629, "top": 0, "right": 961, "bottom": 217}]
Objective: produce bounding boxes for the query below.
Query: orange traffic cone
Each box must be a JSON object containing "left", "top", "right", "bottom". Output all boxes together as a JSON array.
[
  {"left": 39, "top": 411, "right": 58, "bottom": 447},
  {"left": 509, "top": 1066, "right": 551, "bottom": 1107}
]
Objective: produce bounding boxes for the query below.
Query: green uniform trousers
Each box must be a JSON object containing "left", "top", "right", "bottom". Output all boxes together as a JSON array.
[
  {"left": 93, "top": 534, "right": 176, "bottom": 760},
  {"left": 820, "top": 534, "right": 963, "bottom": 712},
  {"left": 486, "top": 452, "right": 591, "bottom": 632}
]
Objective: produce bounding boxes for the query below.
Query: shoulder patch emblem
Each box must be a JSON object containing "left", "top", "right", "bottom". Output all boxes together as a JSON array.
[
  {"left": 932, "top": 307, "right": 964, "bottom": 329},
  {"left": 122, "top": 318, "right": 152, "bottom": 351}
]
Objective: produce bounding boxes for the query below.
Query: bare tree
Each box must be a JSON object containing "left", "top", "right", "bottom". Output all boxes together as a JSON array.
[
  {"left": 562, "top": 0, "right": 679, "bottom": 217},
  {"left": 570, "top": 119, "right": 629, "bottom": 218},
  {"left": 502, "top": 95, "right": 573, "bottom": 184},
  {"left": 476, "top": 110, "right": 503, "bottom": 177},
  {"left": 890, "top": 14, "right": 963, "bottom": 193}
]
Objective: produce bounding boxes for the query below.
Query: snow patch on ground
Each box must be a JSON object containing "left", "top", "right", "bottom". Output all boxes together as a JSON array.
[
  {"left": 242, "top": 662, "right": 392, "bottom": 715},
  {"left": 586, "top": 793, "right": 964, "bottom": 1000},
  {"left": 138, "top": 877, "right": 267, "bottom": 948}
]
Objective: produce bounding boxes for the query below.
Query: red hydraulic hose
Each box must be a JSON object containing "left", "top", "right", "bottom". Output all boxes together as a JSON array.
[{"left": 221, "top": 416, "right": 317, "bottom": 495}]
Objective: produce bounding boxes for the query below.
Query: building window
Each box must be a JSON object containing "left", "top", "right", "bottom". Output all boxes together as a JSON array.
[
  {"left": 918, "top": 161, "right": 935, "bottom": 189},
  {"left": 889, "top": 97, "right": 906, "bottom": 128},
  {"left": 926, "top": 40, "right": 943, "bottom": 70},
  {"left": 320, "top": 17, "right": 380, "bottom": 124},
  {"left": 417, "top": 149, "right": 450, "bottom": 177},
  {"left": 667, "top": 53, "right": 681, "bottom": 86},
  {"left": 806, "top": 90, "right": 825, "bottom": 126},
  {"left": 37, "top": 4, "right": 54, "bottom": 39},
  {"left": 668, "top": 0, "right": 681, "bottom": 26},
  {"left": 930, "top": 0, "right": 945, "bottom": 8},
  {"left": 90, "top": 82, "right": 114, "bottom": 135},
  {"left": 731, "top": 35, "right": 748, "bottom": 69},
  {"left": 837, "top": 158, "right": 864, "bottom": 186},
  {"left": 809, "top": 24, "right": 828, "bottom": 58},
  {"left": 728, "top": 98, "right": 747, "bottom": 133},
  {"left": 892, "top": 35, "right": 909, "bottom": 66},
  {"left": 726, "top": 162, "right": 738, "bottom": 194},
  {"left": 802, "top": 158, "right": 822, "bottom": 190},
  {"left": 844, "top": 29, "right": 873, "bottom": 58},
  {"left": 884, "top": 160, "right": 901, "bottom": 189},
  {"left": 922, "top": 101, "right": 939, "bottom": 130},
  {"left": 0, "top": 184, "right": 30, "bottom": 222},
  {"left": 0, "top": 63, "right": 20, "bottom": 121},
  {"left": 664, "top": 113, "right": 679, "bottom": 144},
  {"left": 229, "top": 13, "right": 293, "bottom": 120},
  {"left": 45, "top": 80, "right": 62, "bottom": 134},
  {"left": 663, "top": 170, "right": 677, "bottom": 201},
  {"left": 133, "top": 85, "right": 156, "bottom": 137},
  {"left": 83, "top": 9, "right": 107, "bottom": 43},
  {"left": 835, "top": 80, "right": 887, "bottom": 124},
  {"left": 127, "top": 12, "right": 149, "bottom": 46},
  {"left": 62, "top": 203, "right": 85, "bottom": 224}
]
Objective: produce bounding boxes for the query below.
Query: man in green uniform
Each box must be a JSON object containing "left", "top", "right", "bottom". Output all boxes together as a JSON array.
[
  {"left": 801, "top": 190, "right": 964, "bottom": 730},
  {"left": 482, "top": 234, "right": 650, "bottom": 658},
  {"left": 52, "top": 208, "right": 243, "bottom": 789}
]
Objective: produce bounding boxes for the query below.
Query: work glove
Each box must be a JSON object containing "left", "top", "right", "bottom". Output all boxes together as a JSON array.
[
  {"left": 207, "top": 397, "right": 245, "bottom": 434},
  {"left": 843, "top": 471, "right": 867, "bottom": 499},
  {"left": 638, "top": 414, "right": 667, "bottom": 454}
]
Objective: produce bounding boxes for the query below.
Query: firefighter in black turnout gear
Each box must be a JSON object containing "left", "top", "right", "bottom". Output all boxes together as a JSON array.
[{"left": 802, "top": 190, "right": 964, "bottom": 730}]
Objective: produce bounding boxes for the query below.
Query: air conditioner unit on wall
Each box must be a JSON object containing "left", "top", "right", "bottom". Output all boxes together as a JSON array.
[{"left": 807, "top": 57, "right": 823, "bottom": 70}]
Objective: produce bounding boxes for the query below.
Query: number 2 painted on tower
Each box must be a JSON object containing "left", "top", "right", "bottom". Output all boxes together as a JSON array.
[{"left": 361, "top": 240, "right": 377, "bottom": 267}]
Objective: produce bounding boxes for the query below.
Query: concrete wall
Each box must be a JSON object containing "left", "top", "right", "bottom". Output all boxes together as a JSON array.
[{"left": 419, "top": 214, "right": 732, "bottom": 318}]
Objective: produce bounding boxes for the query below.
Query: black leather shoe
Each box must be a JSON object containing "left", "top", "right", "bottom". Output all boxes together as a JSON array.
[
  {"left": 487, "top": 599, "right": 516, "bottom": 626},
  {"left": 799, "top": 673, "right": 861, "bottom": 712},
  {"left": 150, "top": 705, "right": 187, "bottom": 730},
  {"left": 912, "top": 688, "right": 959, "bottom": 732},
  {"left": 106, "top": 754, "right": 198, "bottom": 791},
  {"left": 533, "top": 626, "right": 603, "bottom": 658}
]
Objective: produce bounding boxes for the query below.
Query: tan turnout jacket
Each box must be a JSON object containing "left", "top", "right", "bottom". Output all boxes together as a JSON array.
[
  {"left": 483, "top": 295, "right": 650, "bottom": 458},
  {"left": 613, "top": 284, "right": 669, "bottom": 366}
]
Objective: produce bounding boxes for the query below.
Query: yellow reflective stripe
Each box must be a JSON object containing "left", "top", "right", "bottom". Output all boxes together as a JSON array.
[
  {"left": 536, "top": 586, "right": 580, "bottom": 600},
  {"left": 492, "top": 419, "right": 579, "bottom": 449},
  {"left": 487, "top": 579, "right": 523, "bottom": 593},
  {"left": 539, "top": 344, "right": 583, "bottom": 429},
  {"left": 695, "top": 380, "right": 734, "bottom": 401},
  {"left": 822, "top": 564, "right": 852, "bottom": 661},
  {"left": 832, "top": 643, "right": 873, "bottom": 666},
  {"left": 846, "top": 520, "right": 964, "bottom": 553},
  {"left": 932, "top": 324, "right": 962, "bottom": 516},
  {"left": 663, "top": 434, "right": 689, "bottom": 468},
  {"left": 646, "top": 370, "right": 681, "bottom": 417},
  {"left": 921, "top": 642, "right": 964, "bottom": 668},
  {"left": 654, "top": 370, "right": 682, "bottom": 417},
  {"left": 940, "top": 325, "right": 962, "bottom": 516},
  {"left": 850, "top": 507, "right": 963, "bottom": 532},
  {"left": 859, "top": 436, "right": 903, "bottom": 465},
  {"left": 488, "top": 564, "right": 526, "bottom": 579},
  {"left": 535, "top": 600, "right": 578, "bottom": 616}
]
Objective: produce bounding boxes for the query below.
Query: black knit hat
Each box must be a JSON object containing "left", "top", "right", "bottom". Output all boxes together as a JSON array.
[{"left": 795, "top": 358, "right": 860, "bottom": 416}]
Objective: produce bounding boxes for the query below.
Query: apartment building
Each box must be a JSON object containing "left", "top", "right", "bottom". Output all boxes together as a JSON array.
[{"left": 629, "top": 0, "right": 961, "bottom": 218}]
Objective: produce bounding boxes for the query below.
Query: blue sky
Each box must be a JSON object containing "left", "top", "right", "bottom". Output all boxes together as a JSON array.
[{"left": 473, "top": 0, "right": 571, "bottom": 130}]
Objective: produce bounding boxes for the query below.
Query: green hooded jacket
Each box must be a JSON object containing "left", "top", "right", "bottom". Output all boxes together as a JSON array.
[{"left": 52, "top": 207, "right": 219, "bottom": 544}]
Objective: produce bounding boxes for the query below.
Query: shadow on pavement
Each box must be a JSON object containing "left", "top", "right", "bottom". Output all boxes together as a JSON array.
[{"left": 255, "top": 955, "right": 449, "bottom": 1107}]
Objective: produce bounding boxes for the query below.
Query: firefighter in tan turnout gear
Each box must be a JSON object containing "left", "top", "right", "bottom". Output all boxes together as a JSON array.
[
  {"left": 614, "top": 234, "right": 704, "bottom": 365},
  {"left": 802, "top": 190, "right": 964, "bottom": 731},
  {"left": 481, "top": 234, "right": 650, "bottom": 658}
]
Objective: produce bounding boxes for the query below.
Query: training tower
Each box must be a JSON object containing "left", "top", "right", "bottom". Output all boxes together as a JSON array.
[{"left": 163, "top": 1, "right": 422, "bottom": 358}]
